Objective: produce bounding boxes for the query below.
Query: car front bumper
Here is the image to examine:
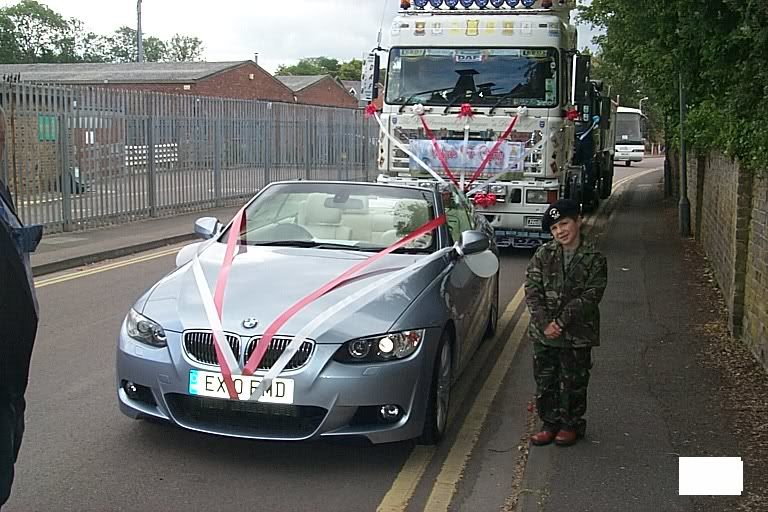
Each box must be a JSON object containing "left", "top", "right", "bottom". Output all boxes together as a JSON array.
[{"left": 116, "top": 323, "right": 440, "bottom": 444}]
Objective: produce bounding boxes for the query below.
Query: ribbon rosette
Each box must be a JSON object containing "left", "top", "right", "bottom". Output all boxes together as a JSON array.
[
  {"left": 472, "top": 193, "right": 497, "bottom": 208},
  {"left": 458, "top": 103, "right": 474, "bottom": 119},
  {"left": 365, "top": 103, "right": 378, "bottom": 118}
]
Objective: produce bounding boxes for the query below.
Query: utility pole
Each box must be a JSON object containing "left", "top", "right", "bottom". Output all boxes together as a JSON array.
[
  {"left": 678, "top": 71, "right": 691, "bottom": 237},
  {"left": 137, "top": 0, "right": 144, "bottom": 63}
]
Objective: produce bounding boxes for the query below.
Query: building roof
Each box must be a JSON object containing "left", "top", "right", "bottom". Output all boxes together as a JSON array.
[
  {"left": 275, "top": 75, "right": 328, "bottom": 92},
  {"left": 0, "top": 61, "right": 254, "bottom": 84},
  {"left": 342, "top": 80, "right": 361, "bottom": 93}
]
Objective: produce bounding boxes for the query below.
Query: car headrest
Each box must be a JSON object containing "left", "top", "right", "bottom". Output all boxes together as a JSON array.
[{"left": 305, "top": 193, "right": 342, "bottom": 225}]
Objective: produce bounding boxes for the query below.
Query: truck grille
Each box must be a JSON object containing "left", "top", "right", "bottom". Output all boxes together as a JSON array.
[{"left": 183, "top": 332, "right": 313, "bottom": 371}]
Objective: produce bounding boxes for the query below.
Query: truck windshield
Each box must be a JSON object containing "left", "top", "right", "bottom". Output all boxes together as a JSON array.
[
  {"left": 616, "top": 113, "right": 644, "bottom": 145},
  {"left": 386, "top": 47, "right": 559, "bottom": 108}
]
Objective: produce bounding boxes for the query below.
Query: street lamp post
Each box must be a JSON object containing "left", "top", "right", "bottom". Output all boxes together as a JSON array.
[
  {"left": 678, "top": 72, "right": 691, "bottom": 237},
  {"left": 137, "top": 0, "right": 144, "bottom": 63},
  {"left": 639, "top": 96, "right": 649, "bottom": 113}
]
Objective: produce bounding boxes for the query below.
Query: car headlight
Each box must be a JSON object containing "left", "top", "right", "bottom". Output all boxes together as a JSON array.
[
  {"left": 333, "top": 330, "right": 425, "bottom": 363},
  {"left": 526, "top": 190, "right": 548, "bottom": 204},
  {"left": 126, "top": 308, "right": 167, "bottom": 347}
]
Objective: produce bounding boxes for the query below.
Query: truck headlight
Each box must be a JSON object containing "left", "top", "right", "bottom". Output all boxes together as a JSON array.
[
  {"left": 334, "top": 330, "right": 425, "bottom": 363},
  {"left": 490, "top": 185, "right": 506, "bottom": 195},
  {"left": 526, "top": 190, "right": 548, "bottom": 204},
  {"left": 126, "top": 308, "right": 167, "bottom": 347}
]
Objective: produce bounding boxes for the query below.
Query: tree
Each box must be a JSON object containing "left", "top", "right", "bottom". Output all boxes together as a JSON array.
[
  {"left": 337, "top": 59, "right": 362, "bottom": 81},
  {"left": 105, "top": 26, "right": 168, "bottom": 62},
  {"left": 166, "top": 34, "right": 204, "bottom": 62},
  {"left": 579, "top": 0, "right": 768, "bottom": 168},
  {"left": 276, "top": 56, "right": 351, "bottom": 78},
  {"left": 0, "top": 1, "right": 206, "bottom": 64},
  {"left": 0, "top": 0, "right": 77, "bottom": 63}
]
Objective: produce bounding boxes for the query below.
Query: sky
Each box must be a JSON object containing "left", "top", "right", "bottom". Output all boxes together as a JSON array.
[{"left": 0, "top": 0, "right": 600, "bottom": 73}]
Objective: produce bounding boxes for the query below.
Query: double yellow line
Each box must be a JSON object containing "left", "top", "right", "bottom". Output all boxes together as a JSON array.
[{"left": 34, "top": 245, "right": 182, "bottom": 289}]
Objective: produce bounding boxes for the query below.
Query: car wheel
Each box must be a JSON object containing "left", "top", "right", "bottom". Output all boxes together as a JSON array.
[
  {"left": 625, "top": 161, "right": 631, "bottom": 167},
  {"left": 418, "top": 331, "right": 452, "bottom": 445},
  {"left": 484, "top": 277, "right": 499, "bottom": 339}
]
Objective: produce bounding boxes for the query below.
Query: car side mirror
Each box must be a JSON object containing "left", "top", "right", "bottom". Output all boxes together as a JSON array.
[
  {"left": 194, "top": 217, "right": 221, "bottom": 240},
  {"left": 458, "top": 230, "right": 490, "bottom": 256}
]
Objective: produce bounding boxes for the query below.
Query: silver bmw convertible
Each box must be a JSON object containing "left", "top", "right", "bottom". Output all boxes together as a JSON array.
[{"left": 117, "top": 180, "right": 499, "bottom": 444}]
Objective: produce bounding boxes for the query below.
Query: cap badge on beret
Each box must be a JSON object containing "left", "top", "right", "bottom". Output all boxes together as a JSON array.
[{"left": 549, "top": 209, "right": 561, "bottom": 220}]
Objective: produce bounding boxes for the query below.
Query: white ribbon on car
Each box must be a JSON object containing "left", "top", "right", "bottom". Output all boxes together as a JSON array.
[{"left": 247, "top": 248, "right": 451, "bottom": 401}]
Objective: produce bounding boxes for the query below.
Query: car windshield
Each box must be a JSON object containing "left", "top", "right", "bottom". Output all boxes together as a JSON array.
[
  {"left": 222, "top": 183, "right": 438, "bottom": 253},
  {"left": 386, "top": 47, "right": 559, "bottom": 108}
]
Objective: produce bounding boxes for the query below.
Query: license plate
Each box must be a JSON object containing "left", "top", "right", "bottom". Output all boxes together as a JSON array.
[
  {"left": 526, "top": 217, "right": 542, "bottom": 228},
  {"left": 188, "top": 370, "right": 294, "bottom": 404}
]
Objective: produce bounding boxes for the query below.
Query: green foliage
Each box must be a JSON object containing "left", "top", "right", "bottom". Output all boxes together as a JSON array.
[
  {"left": 0, "top": 0, "right": 205, "bottom": 64},
  {"left": 276, "top": 56, "right": 362, "bottom": 81},
  {"left": 166, "top": 34, "right": 204, "bottom": 62},
  {"left": 338, "top": 59, "right": 362, "bottom": 81},
  {"left": 580, "top": 0, "right": 768, "bottom": 171}
]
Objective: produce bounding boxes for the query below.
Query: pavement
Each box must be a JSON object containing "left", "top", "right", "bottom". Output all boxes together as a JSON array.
[
  {"left": 30, "top": 206, "right": 240, "bottom": 276},
  {"left": 514, "top": 170, "right": 755, "bottom": 511}
]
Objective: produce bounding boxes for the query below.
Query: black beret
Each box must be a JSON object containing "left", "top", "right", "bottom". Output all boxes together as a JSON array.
[{"left": 542, "top": 199, "right": 581, "bottom": 232}]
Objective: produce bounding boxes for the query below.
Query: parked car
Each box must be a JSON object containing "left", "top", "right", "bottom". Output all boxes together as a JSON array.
[{"left": 116, "top": 180, "right": 499, "bottom": 445}]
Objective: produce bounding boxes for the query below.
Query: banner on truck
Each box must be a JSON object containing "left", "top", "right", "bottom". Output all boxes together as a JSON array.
[{"left": 408, "top": 139, "right": 524, "bottom": 173}]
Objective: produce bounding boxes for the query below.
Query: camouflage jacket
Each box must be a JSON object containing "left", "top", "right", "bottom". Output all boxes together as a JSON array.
[{"left": 524, "top": 239, "right": 608, "bottom": 347}]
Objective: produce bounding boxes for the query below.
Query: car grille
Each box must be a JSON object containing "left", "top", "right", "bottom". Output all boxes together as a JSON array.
[
  {"left": 183, "top": 331, "right": 240, "bottom": 366},
  {"left": 165, "top": 394, "right": 326, "bottom": 439},
  {"left": 183, "top": 331, "right": 313, "bottom": 371},
  {"left": 244, "top": 337, "right": 313, "bottom": 371}
]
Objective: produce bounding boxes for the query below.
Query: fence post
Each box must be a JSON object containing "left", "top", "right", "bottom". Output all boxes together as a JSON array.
[
  {"left": 147, "top": 115, "right": 157, "bottom": 217},
  {"left": 265, "top": 120, "right": 272, "bottom": 185},
  {"left": 59, "top": 111, "right": 73, "bottom": 231},
  {"left": 214, "top": 118, "right": 222, "bottom": 207},
  {"left": 305, "top": 119, "right": 311, "bottom": 180}
]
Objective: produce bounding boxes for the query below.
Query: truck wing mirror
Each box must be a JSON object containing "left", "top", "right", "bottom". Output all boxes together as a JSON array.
[
  {"left": 570, "top": 55, "right": 591, "bottom": 119},
  {"left": 361, "top": 52, "right": 381, "bottom": 103}
]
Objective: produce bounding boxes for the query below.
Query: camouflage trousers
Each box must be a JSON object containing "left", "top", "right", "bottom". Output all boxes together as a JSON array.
[{"left": 533, "top": 342, "right": 592, "bottom": 431}]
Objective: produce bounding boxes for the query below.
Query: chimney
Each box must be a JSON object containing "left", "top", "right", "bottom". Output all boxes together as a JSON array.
[{"left": 253, "top": 53, "right": 259, "bottom": 65}]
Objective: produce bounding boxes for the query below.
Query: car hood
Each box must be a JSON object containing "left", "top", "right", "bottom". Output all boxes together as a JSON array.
[{"left": 139, "top": 243, "right": 447, "bottom": 343}]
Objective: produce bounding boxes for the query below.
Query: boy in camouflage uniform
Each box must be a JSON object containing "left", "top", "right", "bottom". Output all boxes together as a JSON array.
[{"left": 524, "top": 199, "right": 608, "bottom": 447}]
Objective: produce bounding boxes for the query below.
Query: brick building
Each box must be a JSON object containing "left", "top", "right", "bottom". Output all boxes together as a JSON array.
[
  {"left": 276, "top": 75, "right": 359, "bottom": 109},
  {"left": 0, "top": 61, "right": 295, "bottom": 103}
]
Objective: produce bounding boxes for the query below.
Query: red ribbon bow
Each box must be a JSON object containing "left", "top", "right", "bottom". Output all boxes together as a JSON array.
[
  {"left": 472, "top": 193, "right": 497, "bottom": 208},
  {"left": 566, "top": 108, "right": 580, "bottom": 122},
  {"left": 365, "top": 103, "right": 378, "bottom": 118},
  {"left": 458, "top": 103, "right": 474, "bottom": 119}
]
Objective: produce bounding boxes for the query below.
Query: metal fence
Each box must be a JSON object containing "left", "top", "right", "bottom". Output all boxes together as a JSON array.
[{"left": 0, "top": 81, "right": 378, "bottom": 234}]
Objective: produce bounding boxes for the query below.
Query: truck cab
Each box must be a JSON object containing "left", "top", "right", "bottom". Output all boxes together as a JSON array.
[{"left": 368, "top": 0, "right": 609, "bottom": 248}]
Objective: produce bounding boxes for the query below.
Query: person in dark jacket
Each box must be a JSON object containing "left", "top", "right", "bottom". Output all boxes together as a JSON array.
[
  {"left": 524, "top": 199, "right": 608, "bottom": 447},
  {"left": 0, "top": 173, "right": 41, "bottom": 508}
]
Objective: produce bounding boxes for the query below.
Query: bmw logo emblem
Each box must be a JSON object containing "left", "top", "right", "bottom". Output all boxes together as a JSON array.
[{"left": 242, "top": 318, "right": 258, "bottom": 329}]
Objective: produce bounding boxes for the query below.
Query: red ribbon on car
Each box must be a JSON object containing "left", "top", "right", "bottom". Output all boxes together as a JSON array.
[{"left": 242, "top": 214, "right": 447, "bottom": 377}]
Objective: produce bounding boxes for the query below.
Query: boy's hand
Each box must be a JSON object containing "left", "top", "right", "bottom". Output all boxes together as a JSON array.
[{"left": 544, "top": 322, "right": 562, "bottom": 340}]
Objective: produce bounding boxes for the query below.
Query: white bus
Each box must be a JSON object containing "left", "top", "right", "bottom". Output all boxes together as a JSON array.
[{"left": 615, "top": 107, "right": 646, "bottom": 166}]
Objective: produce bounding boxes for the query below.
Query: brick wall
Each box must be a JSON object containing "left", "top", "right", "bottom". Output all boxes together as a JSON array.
[
  {"left": 686, "top": 151, "right": 768, "bottom": 370},
  {"left": 96, "top": 63, "right": 296, "bottom": 103},
  {"left": 743, "top": 175, "right": 768, "bottom": 367},
  {"left": 296, "top": 77, "right": 359, "bottom": 109},
  {"left": 697, "top": 153, "right": 740, "bottom": 310}
]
